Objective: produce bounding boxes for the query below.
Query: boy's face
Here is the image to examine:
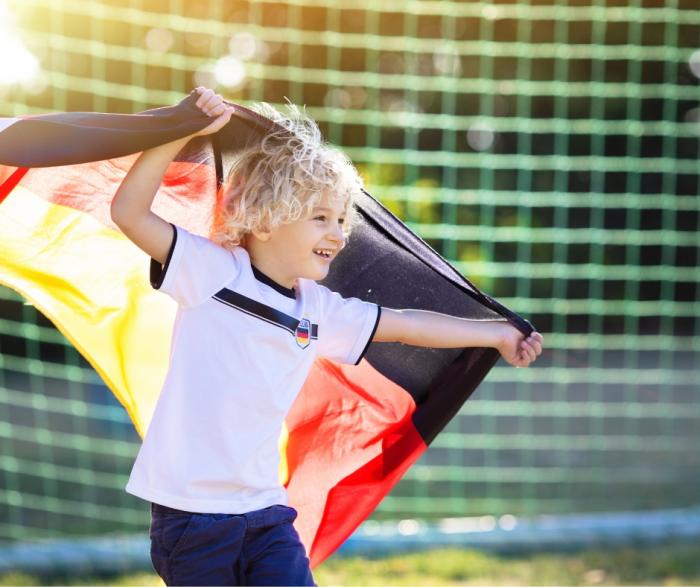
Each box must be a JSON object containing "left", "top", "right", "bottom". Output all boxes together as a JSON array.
[{"left": 251, "top": 191, "right": 348, "bottom": 288}]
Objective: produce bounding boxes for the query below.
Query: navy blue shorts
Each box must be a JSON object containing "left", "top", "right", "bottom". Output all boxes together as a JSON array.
[{"left": 149, "top": 502, "right": 316, "bottom": 586}]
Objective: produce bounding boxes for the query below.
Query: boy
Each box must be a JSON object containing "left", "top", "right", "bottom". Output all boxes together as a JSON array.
[{"left": 111, "top": 87, "right": 543, "bottom": 586}]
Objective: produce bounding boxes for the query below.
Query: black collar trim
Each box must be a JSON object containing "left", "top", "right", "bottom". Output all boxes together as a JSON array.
[{"left": 251, "top": 265, "right": 296, "bottom": 299}]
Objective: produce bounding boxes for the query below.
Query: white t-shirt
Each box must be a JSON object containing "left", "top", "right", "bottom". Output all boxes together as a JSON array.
[{"left": 125, "top": 224, "right": 381, "bottom": 514}]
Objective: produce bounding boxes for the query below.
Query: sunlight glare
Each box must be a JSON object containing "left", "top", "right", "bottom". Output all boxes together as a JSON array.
[{"left": 0, "top": 0, "right": 41, "bottom": 85}]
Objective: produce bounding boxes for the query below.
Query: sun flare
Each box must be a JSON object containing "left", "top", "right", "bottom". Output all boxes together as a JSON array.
[{"left": 0, "top": 0, "right": 41, "bottom": 86}]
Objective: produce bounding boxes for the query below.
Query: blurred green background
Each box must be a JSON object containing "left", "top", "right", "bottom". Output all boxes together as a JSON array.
[{"left": 0, "top": 0, "right": 698, "bottom": 549}]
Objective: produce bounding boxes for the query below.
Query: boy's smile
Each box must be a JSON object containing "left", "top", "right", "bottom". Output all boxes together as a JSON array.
[{"left": 245, "top": 192, "right": 348, "bottom": 290}]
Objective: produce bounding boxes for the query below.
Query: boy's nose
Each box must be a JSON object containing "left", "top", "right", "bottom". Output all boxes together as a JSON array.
[{"left": 329, "top": 223, "right": 345, "bottom": 244}]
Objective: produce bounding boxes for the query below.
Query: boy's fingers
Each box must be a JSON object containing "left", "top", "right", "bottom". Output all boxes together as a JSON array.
[
  {"left": 209, "top": 103, "right": 226, "bottom": 116},
  {"left": 521, "top": 340, "right": 537, "bottom": 361},
  {"left": 203, "top": 95, "right": 227, "bottom": 116},
  {"left": 527, "top": 333, "right": 543, "bottom": 354},
  {"left": 515, "top": 332, "right": 545, "bottom": 367},
  {"left": 530, "top": 340, "right": 540, "bottom": 358},
  {"left": 523, "top": 345, "right": 535, "bottom": 362},
  {"left": 201, "top": 97, "right": 218, "bottom": 113},
  {"left": 216, "top": 103, "right": 234, "bottom": 116},
  {"left": 195, "top": 89, "right": 213, "bottom": 107},
  {"left": 526, "top": 339, "right": 541, "bottom": 355},
  {"left": 209, "top": 94, "right": 224, "bottom": 107},
  {"left": 195, "top": 88, "right": 216, "bottom": 109}
]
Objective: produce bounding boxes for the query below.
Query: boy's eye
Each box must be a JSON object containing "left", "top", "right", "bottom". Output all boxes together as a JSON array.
[{"left": 314, "top": 215, "right": 346, "bottom": 225}]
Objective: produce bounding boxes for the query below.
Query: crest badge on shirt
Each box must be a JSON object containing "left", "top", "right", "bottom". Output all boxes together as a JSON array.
[{"left": 295, "top": 318, "right": 311, "bottom": 349}]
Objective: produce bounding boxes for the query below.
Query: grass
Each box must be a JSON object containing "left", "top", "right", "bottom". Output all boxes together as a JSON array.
[{"left": 0, "top": 543, "right": 699, "bottom": 586}]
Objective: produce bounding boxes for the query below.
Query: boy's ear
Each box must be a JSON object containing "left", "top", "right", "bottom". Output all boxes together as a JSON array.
[{"left": 250, "top": 228, "right": 271, "bottom": 242}]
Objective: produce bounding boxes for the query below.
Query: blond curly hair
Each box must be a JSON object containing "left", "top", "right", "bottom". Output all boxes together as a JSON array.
[{"left": 209, "top": 101, "right": 365, "bottom": 250}]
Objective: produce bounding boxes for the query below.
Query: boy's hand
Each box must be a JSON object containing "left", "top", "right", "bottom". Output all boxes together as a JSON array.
[
  {"left": 191, "top": 87, "right": 235, "bottom": 137},
  {"left": 496, "top": 324, "right": 544, "bottom": 368}
]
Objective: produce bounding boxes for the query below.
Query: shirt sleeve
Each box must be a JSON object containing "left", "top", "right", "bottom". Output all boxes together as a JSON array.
[
  {"left": 316, "top": 284, "right": 382, "bottom": 365},
  {"left": 149, "top": 223, "right": 240, "bottom": 308}
]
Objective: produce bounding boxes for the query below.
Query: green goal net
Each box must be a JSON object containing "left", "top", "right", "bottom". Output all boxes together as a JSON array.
[{"left": 0, "top": 0, "right": 698, "bottom": 543}]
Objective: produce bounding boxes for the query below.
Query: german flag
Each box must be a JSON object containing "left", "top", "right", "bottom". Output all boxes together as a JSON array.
[{"left": 0, "top": 91, "right": 533, "bottom": 566}]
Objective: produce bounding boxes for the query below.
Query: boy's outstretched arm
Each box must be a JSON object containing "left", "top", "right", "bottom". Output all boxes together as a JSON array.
[
  {"left": 373, "top": 308, "right": 544, "bottom": 368},
  {"left": 110, "top": 87, "right": 234, "bottom": 263}
]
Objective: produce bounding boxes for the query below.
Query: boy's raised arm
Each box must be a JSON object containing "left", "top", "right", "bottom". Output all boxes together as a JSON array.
[
  {"left": 110, "top": 138, "right": 191, "bottom": 264},
  {"left": 110, "top": 88, "right": 235, "bottom": 264},
  {"left": 373, "top": 307, "right": 544, "bottom": 368}
]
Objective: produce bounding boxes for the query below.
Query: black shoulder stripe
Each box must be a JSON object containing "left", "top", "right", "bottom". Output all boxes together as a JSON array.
[
  {"left": 150, "top": 223, "right": 177, "bottom": 289},
  {"left": 213, "top": 287, "right": 318, "bottom": 339},
  {"left": 354, "top": 305, "right": 382, "bottom": 365}
]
